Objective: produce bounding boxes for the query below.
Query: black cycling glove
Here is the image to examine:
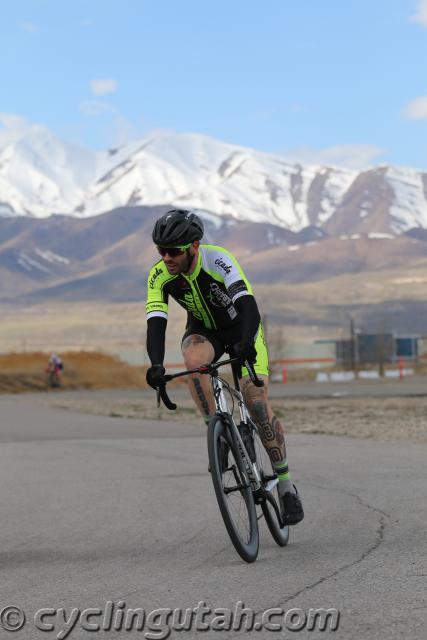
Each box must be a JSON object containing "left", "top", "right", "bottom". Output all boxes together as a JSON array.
[
  {"left": 233, "top": 340, "right": 257, "bottom": 366},
  {"left": 146, "top": 364, "right": 166, "bottom": 389}
]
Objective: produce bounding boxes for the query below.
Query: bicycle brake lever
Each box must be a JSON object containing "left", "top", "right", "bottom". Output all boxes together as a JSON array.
[
  {"left": 245, "top": 360, "right": 264, "bottom": 387},
  {"left": 159, "top": 385, "right": 177, "bottom": 410}
]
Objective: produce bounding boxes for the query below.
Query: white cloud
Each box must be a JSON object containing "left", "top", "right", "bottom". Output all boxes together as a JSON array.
[
  {"left": 79, "top": 101, "right": 116, "bottom": 116},
  {"left": 410, "top": 0, "right": 427, "bottom": 26},
  {"left": 282, "top": 144, "right": 387, "bottom": 170},
  {"left": 20, "top": 22, "right": 39, "bottom": 33},
  {"left": 0, "top": 113, "right": 29, "bottom": 130},
  {"left": 89, "top": 79, "right": 118, "bottom": 96},
  {"left": 0, "top": 113, "right": 33, "bottom": 147},
  {"left": 404, "top": 96, "right": 427, "bottom": 120},
  {"left": 77, "top": 102, "right": 143, "bottom": 147},
  {"left": 0, "top": 110, "right": 143, "bottom": 152},
  {"left": 109, "top": 115, "right": 142, "bottom": 147}
]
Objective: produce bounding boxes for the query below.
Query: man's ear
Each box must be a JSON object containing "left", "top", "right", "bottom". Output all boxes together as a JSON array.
[{"left": 193, "top": 240, "right": 200, "bottom": 249}]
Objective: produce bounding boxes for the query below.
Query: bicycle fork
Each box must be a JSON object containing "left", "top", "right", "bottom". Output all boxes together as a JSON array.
[
  {"left": 212, "top": 377, "right": 263, "bottom": 492},
  {"left": 215, "top": 377, "right": 280, "bottom": 498}
]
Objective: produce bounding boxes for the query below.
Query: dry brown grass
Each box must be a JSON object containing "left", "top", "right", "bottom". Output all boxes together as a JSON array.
[{"left": 0, "top": 351, "right": 148, "bottom": 393}]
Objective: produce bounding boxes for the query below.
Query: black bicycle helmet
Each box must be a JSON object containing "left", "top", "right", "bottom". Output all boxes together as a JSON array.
[{"left": 152, "top": 209, "right": 204, "bottom": 246}]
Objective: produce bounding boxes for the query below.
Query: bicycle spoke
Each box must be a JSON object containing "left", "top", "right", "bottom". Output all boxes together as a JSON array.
[{"left": 222, "top": 466, "right": 251, "bottom": 542}]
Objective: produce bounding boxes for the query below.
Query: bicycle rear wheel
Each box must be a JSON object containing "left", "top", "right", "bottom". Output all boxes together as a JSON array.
[
  {"left": 252, "top": 425, "right": 289, "bottom": 547},
  {"left": 208, "top": 415, "right": 259, "bottom": 563}
]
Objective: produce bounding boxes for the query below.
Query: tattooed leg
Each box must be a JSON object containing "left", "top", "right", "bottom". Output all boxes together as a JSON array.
[
  {"left": 182, "top": 334, "right": 216, "bottom": 422},
  {"left": 241, "top": 376, "right": 294, "bottom": 494},
  {"left": 241, "top": 377, "right": 285, "bottom": 458}
]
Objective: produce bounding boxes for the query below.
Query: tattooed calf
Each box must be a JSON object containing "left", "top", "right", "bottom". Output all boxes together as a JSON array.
[
  {"left": 250, "top": 400, "right": 269, "bottom": 425},
  {"left": 259, "top": 422, "right": 275, "bottom": 442},
  {"left": 272, "top": 415, "right": 285, "bottom": 447},
  {"left": 193, "top": 378, "right": 211, "bottom": 416},
  {"left": 266, "top": 446, "right": 284, "bottom": 464},
  {"left": 242, "top": 379, "right": 265, "bottom": 402}
]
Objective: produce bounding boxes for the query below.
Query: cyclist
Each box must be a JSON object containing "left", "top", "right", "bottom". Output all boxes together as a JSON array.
[
  {"left": 48, "top": 352, "right": 63, "bottom": 370},
  {"left": 145, "top": 209, "right": 303, "bottom": 525},
  {"left": 46, "top": 352, "right": 63, "bottom": 387}
]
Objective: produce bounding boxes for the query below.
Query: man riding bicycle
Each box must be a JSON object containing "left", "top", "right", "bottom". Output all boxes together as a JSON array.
[{"left": 145, "top": 209, "right": 303, "bottom": 525}]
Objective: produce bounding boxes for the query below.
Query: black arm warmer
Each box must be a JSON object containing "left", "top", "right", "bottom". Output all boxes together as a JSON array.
[
  {"left": 235, "top": 295, "right": 261, "bottom": 343},
  {"left": 146, "top": 316, "right": 167, "bottom": 365}
]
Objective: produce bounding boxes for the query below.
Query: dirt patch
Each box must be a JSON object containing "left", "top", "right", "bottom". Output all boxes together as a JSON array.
[
  {"left": 48, "top": 394, "right": 427, "bottom": 443},
  {"left": 274, "top": 396, "right": 427, "bottom": 442},
  {"left": 0, "top": 351, "right": 147, "bottom": 393}
]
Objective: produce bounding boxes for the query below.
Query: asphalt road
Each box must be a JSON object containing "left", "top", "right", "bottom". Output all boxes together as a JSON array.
[
  {"left": 41, "top": 374, "right": 427, "bottom": 405},
  {"left": 0, "top": 392, "right": 425, "bottom": 639}
]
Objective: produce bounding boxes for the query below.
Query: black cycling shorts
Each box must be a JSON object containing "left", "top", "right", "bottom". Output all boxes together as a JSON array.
[{"left": 181, "top": 320, "right": 269, "bottom": 376}]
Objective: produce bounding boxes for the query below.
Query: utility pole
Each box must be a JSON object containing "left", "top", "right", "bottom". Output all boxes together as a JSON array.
[{"left": 347, "top": 314, "right": 356, "bottom": 372}]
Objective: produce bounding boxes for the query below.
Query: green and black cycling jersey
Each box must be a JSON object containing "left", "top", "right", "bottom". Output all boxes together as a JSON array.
[
  {"left": 146, "top": 244, "right": 253, "bottom": 330},
  {"left": 146, "top": 244, "right": 269, "bottom": 376}
]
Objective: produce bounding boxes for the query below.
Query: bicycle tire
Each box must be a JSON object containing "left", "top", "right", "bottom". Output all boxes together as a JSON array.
[
  {"left": 252, "top": 425, "right": 289, "bottom": 547},
  {"left": 208, "top": 415, "right": 259, "bottom": 563}
]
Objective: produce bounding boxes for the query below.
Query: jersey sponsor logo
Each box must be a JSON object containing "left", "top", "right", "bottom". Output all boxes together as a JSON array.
[
  {"left": 182, "top": 291, "right": 202, "bottom": 320},
  {"left": 228, "top": 279, "right": 248, "bottom": 299},
  {"left": 149, "top": 266, "right": 163, "bottom": 289},
  {"left": 208, "top": 283, "right": 232, "bottom": 308},
  {"left": 146, "top": 302, "right": 166, "bottom": 310},
  {"left": 214, "top": 258, "right": 232, "bottom": 274}
]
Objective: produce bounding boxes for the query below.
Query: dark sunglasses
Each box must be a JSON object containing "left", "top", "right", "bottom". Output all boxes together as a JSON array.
[{"left": 157, "top": 243, "right": 191, "bottom": 257}]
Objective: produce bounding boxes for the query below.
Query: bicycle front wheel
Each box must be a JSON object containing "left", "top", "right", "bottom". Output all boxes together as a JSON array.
[
  {"left": 252, "top": 426, "right": 289, "bottom": 547},
  {"left": 208, "top": 415, "right": 259, "bottom": 563}
]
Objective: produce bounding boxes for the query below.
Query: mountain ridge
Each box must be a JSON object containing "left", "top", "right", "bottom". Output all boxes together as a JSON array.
[
  {"left": 1, "top": 205, "right": 427, "bottom": 307},
  {"left": 1, "top": 128, "right": 427, "bottom": 236}
]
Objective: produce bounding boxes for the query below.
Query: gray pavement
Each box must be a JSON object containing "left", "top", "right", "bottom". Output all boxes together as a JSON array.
[
  {"left": 0, "top": 392, "right": 425, "bottom": 639},
  {"left": 15, "top": 373, "right": 427, "bottom": 407}
]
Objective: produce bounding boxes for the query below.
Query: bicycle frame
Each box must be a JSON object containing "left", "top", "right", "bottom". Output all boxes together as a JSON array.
[
  {"left": 210, "top": 367, "right": 264, "bottom": 493},
  {"left": 158, "top": 357, "right": 279, "bottom": 495}
]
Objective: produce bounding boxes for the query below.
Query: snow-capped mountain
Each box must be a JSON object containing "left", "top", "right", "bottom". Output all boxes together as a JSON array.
[
  {"left": 0, "top": 126, "right": 98, "bottom": 217},
  {"left": 1, "top": 127, "right": 427, "bottom": 235}
]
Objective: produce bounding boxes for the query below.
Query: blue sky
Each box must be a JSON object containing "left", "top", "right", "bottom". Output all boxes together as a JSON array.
[{"left": 1, "top": 0, "right": 427, "bottom": 169}]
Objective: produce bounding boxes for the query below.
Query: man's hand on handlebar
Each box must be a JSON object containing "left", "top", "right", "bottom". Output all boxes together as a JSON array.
[
  {"left": 233, "top": 340, "right": 257, "bottom": 366},
  {"left": 146, "top": 364, "right": 166, "bottom": 389}
]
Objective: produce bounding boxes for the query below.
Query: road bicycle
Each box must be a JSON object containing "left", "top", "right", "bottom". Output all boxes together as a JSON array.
[
  {"left": 46, "top": 366, "right": 62, "bottom": 389},
  {"left": 156, "top": 357, "right": 289, "bottom": 563}
]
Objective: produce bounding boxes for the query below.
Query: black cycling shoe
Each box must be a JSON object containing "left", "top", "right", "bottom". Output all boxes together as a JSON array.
[{"left": 280, "top": 485, "right": 304, "bottom": 526}]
